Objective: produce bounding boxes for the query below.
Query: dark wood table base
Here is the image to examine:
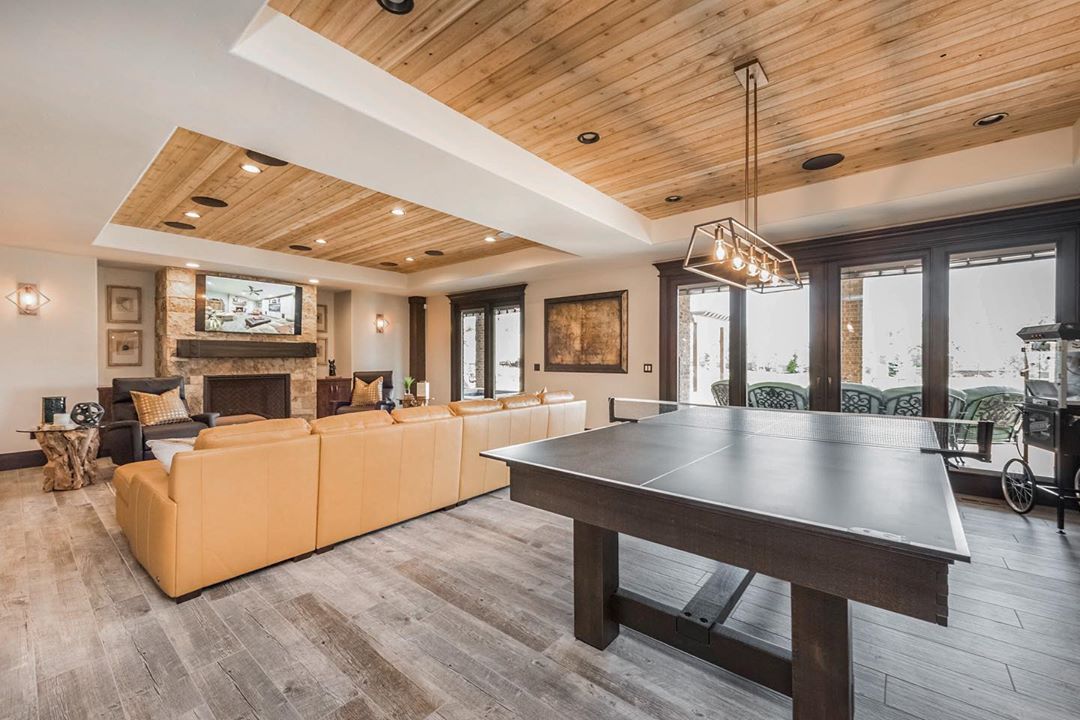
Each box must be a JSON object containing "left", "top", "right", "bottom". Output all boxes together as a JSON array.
[{"left": 573, "top": 520, "right": 853, "bottom": 720}]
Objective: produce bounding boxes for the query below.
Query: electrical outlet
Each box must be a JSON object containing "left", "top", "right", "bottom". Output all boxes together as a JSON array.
[
  {"left": 643, "top": 363, "right": 653, "bottom": 373},
  {"left": 533, "top": 363, "right": 541, "bottom": 371}
]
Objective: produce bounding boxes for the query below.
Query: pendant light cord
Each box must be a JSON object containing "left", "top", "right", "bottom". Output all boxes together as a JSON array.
[{"left": 753, "top": 72, "right": 759, "bottom": 233}]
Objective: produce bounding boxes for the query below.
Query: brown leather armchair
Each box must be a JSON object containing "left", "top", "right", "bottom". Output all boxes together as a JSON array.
[
  {"left": 334, "top": 370, "right": 395, "bottom": 414},
  {"left": 100, "top": 376, "right": 218, "bottom": 465}
]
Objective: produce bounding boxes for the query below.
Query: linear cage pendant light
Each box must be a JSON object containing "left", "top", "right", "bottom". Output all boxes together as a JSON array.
[{"left": 683, "top": 59, "right": 802, "bottom": 292}]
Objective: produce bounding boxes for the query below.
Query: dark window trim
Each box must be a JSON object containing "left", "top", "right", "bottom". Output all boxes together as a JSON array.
[
  {"left": 658, "top": 199, "right": 1080, "bottom": 416},
  {"left": 449, "top": 284, "right": 526, "bottom": 401},
  {"left": 408, "top": 296, "right": 426, "bottom": 382}
]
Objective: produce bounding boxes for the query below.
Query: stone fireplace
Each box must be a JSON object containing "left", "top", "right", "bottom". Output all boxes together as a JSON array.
[
  {"left": 203, "top": 373, "right": 291, "bottom": 418},
  {"left": 155, "top": 267, "right": 318, "bottom": 418}
]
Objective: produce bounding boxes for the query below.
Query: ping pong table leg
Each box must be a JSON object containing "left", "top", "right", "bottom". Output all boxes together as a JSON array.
[
  {"left": 791, "top": 585, "right": 853, "bottom": 720},
  {"left": 573, "top": 519, "right": 620, "bottom": 649}
]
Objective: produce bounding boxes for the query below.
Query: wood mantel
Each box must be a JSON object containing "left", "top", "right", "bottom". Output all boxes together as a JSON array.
[{"left": 175, "top": 340, "right": 317, "bottom": 359}]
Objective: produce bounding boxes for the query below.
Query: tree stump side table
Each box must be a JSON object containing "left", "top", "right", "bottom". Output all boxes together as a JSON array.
[{"left": 16, "top": 427, "right": 101, "bottom": 491}]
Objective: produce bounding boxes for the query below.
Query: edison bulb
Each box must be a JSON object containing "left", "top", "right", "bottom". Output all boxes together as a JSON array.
[
  {"left": 747, "top": 259, "right": 760, "bottom": 277},
  {"left": 759, "top": 267, "right": 771, "bottom": 283},
  {"left": 771, "top": 275, "right": 781, "bottom": 287},
  {"left": 732, "top": 254, "right": 746, "bottom": 271},
  {"left": 713, "top": 240, "right": 726, "bottom": 261},
  {"left": 20, "top": 291, "right": 37, "bottom": 307}
]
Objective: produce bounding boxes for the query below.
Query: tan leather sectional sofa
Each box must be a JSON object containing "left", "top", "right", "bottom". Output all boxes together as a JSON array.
[{"left": 112, "top": 392, "right": 585, "bottom": 599}]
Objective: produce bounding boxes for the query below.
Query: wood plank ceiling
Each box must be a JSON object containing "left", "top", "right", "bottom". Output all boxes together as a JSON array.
[
  {"left": 111, "top": 128, "right": 535, "bottom": 273},
  {"left": 269, "top": 0, "right": 1080, "bottom": 219}
]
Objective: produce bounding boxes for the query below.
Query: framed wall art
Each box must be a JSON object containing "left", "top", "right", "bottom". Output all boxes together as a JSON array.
[
  {"left": 106, "top": 285, "right": 142, "bottom": 324},
  {"left": 544, "top": 289, "right": 628, "bottom": 373},
  {"left": 107, "top": 329, "right": 143, "bottom": 367}
]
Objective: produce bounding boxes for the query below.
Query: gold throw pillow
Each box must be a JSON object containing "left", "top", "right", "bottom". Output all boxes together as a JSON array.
[
  {"left": 130, "top": 387, "right": 191, "bottom": 427},
  {"left": 351, "top": 376, "right": 383, "bottom": 407}
]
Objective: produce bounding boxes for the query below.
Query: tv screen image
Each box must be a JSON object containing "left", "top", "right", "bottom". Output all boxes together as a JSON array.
[{"left": 195, "top": 274, "right": 303, "bottom": 335}]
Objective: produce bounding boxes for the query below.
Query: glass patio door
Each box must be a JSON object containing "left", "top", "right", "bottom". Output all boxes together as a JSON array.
[
  {"left": 676, "top": 284, "right": 731, "bottom": 404},
  {"left": 493, "top": 303, "right": 523, "bottom": 396},
  {"left": 459, "top": 307, "right": 486, "bottom": 399}
]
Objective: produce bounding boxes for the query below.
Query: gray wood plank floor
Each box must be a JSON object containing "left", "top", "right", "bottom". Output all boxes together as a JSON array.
[{"left": 2, "top": 462, "right": 1079, "bottom": 720}]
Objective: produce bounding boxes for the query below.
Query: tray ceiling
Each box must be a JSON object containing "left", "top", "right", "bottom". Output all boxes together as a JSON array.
[
  {"left": 111, "top": 128, "right": 535, "bottom": 273},
  {"left": 268, "top": 0, "right": 1080, "bottom": 219}
]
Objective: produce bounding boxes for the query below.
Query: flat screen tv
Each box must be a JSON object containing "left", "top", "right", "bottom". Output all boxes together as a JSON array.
[{"left": 194, "top": 274, "right": 303, "bottom": 335}]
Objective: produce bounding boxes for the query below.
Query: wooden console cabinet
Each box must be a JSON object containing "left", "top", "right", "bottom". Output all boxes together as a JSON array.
[{"left": 316, "top": 377, "right": 352, "bottom": 418}]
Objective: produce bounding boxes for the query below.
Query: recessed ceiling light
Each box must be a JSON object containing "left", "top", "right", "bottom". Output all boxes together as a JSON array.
[
  {"left": 289, "top": 244, "right": 312, "bottom": 252},
  {"left": 577, "top": 131, "right": 601, "bottom": 144},
  {"left": 164, "top": 221, "right": 196, "bottom": 230},
  {"left": 184, "top": 210, "right": 201, "bottom": 219},
  {"left": 244, "top": 149, "right": 288, "bottom": 167},
  {"left": 240, "top": 163, "right": 262, "bottom": 174},
  {"left": 425, "top": 250, "right": 444, "bottom": 257},
  {"left": 391, "top": 207, "right": 406, "bottom": 216},
  {"left": 308, "top": 278, "right": 319, "bottom": 284},
  {"left": 192, "top": 196, "right": 228, "bottom": 208},
  {"left": 377, "top": 0, "right": 414, "bottom": 13},
  {"left": 484, "top": 235, "right": 497, "bottom": 243},
  {"left": 380, "top": 261, "right": 399, "bottom": 267},
  {"left": 973, "top": 112, "right": 1009, "bottom": 127},
  {"left": 185, "top": 262, "right": 200, "bottom": 268},
  {"left": 405, "top": 256, "right": 415, "bottom": 263},
  {"left": 665, "top": 195, "right": 683, "bottom": 203},
  {"left": 801, "top": 153, "right": 845, "bottom": 171},
  {"left": 314, "top": 238, "right": 327, "bottom": 245}
]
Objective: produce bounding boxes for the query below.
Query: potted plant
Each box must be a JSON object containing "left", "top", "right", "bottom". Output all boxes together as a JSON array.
[{"left": 403, "top": 376, "right": 416, "bottom": 407}]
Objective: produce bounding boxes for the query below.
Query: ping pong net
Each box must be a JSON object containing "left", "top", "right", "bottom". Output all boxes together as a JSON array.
[{"left": 608, "top": 398, "right": 995, "bottom": 462}]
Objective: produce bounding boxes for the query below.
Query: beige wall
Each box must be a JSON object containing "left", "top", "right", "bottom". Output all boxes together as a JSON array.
[
  {"left": 347, "top": 289, "right": 409, "bottom": 392},
  {"left": 426, "top": 263, "right": 660, "bottom": 428},
  {"left": 1, "top": 247, "right": 99, "bottom": 454},
  {"left": 98, "top": 265, "right": 156, "bottom": 385}
]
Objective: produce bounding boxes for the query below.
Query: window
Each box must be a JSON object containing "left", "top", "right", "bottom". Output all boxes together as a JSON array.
[
  {"left": 450, "top": 285, "right": 525, "bottom": 401},
  {"left": 948, "top": 246, "right": 1055, "bottom": 475},
  {"left": 840, "top": 260, "right": 924, "bottom": 414},
  {"left": 677, "top": 284, "right": 731, "bottom": 404},
  {"left": 746, "top": 286, "right": 810, "bottom": 409}
]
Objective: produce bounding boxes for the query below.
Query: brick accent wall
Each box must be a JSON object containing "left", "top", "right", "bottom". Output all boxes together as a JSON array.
[{"left": 840, "top": 277, "right": 864, "bottom": 383}]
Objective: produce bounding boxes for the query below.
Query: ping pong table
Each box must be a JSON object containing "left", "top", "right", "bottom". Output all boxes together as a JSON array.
[{"left": 482, "top": 398, "right": 981, "bottom": 720}]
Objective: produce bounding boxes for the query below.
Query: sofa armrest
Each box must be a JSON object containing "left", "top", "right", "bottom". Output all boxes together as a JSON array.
[
  {"left": 191, "top": 412, "right": 219, "bottom": 428},
  {"left": 99, "top": 420, "right": 142, "bottom": 465}
]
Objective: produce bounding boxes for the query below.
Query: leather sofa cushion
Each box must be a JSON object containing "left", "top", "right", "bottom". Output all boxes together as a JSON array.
[
  {"left": 194, "top": 417, "right": 310, "bottom": 450},
  {"left": 392, "top": 405, "right": 454, "bottom": 423},
  {"left": 541, "top": 390, "right": 575, "bottom": 404},
  {"left": 448, "top": 399, "right": 502, "bottom": 416},
  {"left": 310, "top": 410, "right": 393, "bottom": 434},
  {"left": 499, "top": 393, "right": 542, "bottom": 409},
  {"left": 112, "top": 459, "right": 161, "bottom": 502}
]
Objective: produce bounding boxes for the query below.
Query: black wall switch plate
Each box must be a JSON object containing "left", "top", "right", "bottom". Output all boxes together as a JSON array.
[
  {"left": 533, "top": 363, "right": 541, "bottom": 371},
  {"left": 643, "top": 363, "right": 653, "bottom": 373}
]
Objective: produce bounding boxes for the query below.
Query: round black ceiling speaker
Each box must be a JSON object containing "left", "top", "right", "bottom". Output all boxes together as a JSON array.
[
  {"left": 424, "top": 249, "right": 445, "bottom": 256},
  {"left": 164, "top": 221, "right": 196, "bottom": 230},
  {"left": 801, "top": 153, "right": 845, "bottom": 171},
  {"left": 377, "top": 0, "right": 414, "bottom": 14},
  {"left": 973, "top": 112, "right": 1009, "bottom": 127},
  {"left": 192, "top": 196, "right": 228, "bottom": 208},
  {"left": 577, "top": 131, "right": 601, "bottom": 144},
  {"left": 289, "top": 244, "right": 312, "bottom": 252},
  {"left": 245, "top": 149, "right": 288, "bottom": 167},
  {"left": 380, "top": 261, "right": 399, "bottom": 267},
  {"left": 665, "top": 195, "right": 683, "bottom": 203}
]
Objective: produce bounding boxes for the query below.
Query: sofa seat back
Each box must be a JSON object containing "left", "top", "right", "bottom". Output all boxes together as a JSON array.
[
  {"left": 194, "top": 417, "right": 310, "bottom": 450},
  {"left": 168, "top": 434, "right": 320, "bottom": 596},
  {"left": 315, "top": 411, "right": 462, "bottom": 549}
]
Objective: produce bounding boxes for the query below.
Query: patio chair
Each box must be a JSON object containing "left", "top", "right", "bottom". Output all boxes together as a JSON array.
[
  {"left": 957, "top": 385, "right": 1024, "bottom": 445},
  {"left": 747, "top": 382, "right": 808, "bottom": 410},
  {"left": 710, "top": 380, "right": 730, "bottom": 407},
  {"left": 883, "top": 386, "right": 966, "bottom": 418},
  {"left": 840, "top": 383, "right": 885, "bottom": 414}
]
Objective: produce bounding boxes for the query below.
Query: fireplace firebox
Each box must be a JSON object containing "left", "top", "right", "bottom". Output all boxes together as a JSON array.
[{"left": 203, "top": 374, "right": 291, "bottom": 419}]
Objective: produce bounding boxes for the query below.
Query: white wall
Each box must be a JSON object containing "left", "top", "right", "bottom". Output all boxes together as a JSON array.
[
  {"left": 348, "top": 289, "right": 409, "bottom": 392},
  {"left": 1, "top": 248, "right": 99, "bottom": 454},
  {"left": 98, "top": 265, "right": 156, "bottom": 385},
  {"left": 426, "top": 263, "right": 660, "bottom": 428}
]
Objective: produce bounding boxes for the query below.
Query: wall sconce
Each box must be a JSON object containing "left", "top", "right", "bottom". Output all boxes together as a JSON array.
[
  {"left": 7, "top": 282, "right": 50, "bottom": 315},
  {"left": 375, "top": 314, "right": 389, "bottom": 333}
]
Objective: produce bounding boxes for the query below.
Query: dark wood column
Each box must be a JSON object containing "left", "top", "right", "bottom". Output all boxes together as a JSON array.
[
  {"left": 791, "top": 585, "right": 853, "bottom": 720},
  {"left": 573, "top": 520, "right": 620, "bottom": 649},
  {"left": 408, "top": 296, "right": 426, "bottom": 381},
  {"left": 923, "top": 247, "right": 950, "bottom": 419}
]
